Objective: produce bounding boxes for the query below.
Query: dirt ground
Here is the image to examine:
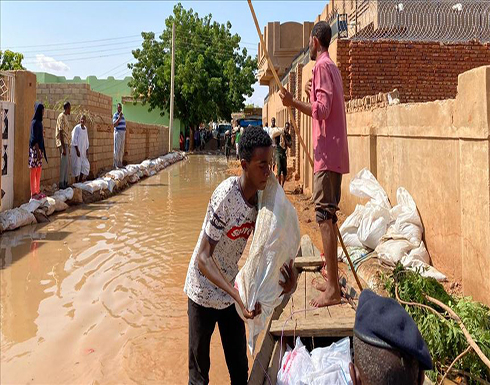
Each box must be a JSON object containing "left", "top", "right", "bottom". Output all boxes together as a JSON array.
[{"left": 226, "top": 160, "right": 463, "bottom": 297}]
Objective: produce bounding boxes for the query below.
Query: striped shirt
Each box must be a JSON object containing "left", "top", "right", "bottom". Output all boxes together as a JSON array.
[{"left": 113, "top": 112, "right": 126, "bottom": 131}]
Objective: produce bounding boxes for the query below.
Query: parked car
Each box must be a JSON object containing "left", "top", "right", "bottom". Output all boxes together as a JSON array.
[{"left": 213, "top": 124, "right": 232, "bottom": 139}]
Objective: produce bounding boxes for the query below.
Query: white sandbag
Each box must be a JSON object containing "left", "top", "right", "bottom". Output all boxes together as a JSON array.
[
  {"left": 277, "top": 338, "right": 315, "bottom": 385},
  {"left": 235, "top": 175, "right": 300, "bottom": 354},
  {"left": 375, "top": 187, "right": 446, "bottom": 281},
  {"left": 125, "top": 164, "right": 139, "bottom": 176},
  {"left": 339, "top": 204, "right": 365, "bottom": 248},
  {"left": 277, "top": 337, "right": 352, "bottom": 385},
  {"left": 20, "top": 199, "right": 43, "bottom": 213},
  {"left": 350, "top": 168, "right": 391, "bottom": 209},
  {"left": 149, "top": 170, "right": 156, "bottom": 176},
  {"left": 53, "top": 198, "right": 69, "bottom": 212},
  {"left": 41, "top": 197, "right": 57, "bottom": 216},
  {"left": 128, "top": 174, "right": 140, "bottom": 183},
  {"left": 73, "top": 179, "right": 106, "bottom": 194},
  {"left": 0, "top": 208, "right": 37, "bottom": 231},
  {"left": 136, "top": 170, "right": 144, "bottom": 178},
  {"left": 357, "top": 201, "right": 391, "bottom": 250},
  {"left": 106, "top": 169, "right": 125, "bottom": 181},
  {"left": 53, "top": 187, "right": 74, "bottom": 202},
  {"left": 102, "top": 177, "right": 116, "bottom": 193}
]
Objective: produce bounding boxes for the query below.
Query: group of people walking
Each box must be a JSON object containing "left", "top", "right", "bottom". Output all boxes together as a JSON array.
[{"left": 28, "top": 101, "right": 127, "bottom": 200}]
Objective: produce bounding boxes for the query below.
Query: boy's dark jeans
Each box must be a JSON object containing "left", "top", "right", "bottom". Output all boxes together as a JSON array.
[{"left": 188, "top": 298, "right": 248, "bottom": 385}]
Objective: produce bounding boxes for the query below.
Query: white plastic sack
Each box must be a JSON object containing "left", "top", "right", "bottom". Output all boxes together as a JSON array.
[
  {"left": 277, "top": 338, "right": 315, "bottom": 385},
  {"left": 42, "top": 197, "right": 57, "bottom": 216},
  {"left": 106, "top": 169, "right": 125, "bottom": 181},
  {"left": 102, "top": 177, "right": 116, "bottom": 193},
  {"left": 0, "top": 208, "right": 36, "bottom": 231},
  {"left": 357, "top": 201, "right": 391, "bottom": 250},
  {"left": 277, "top": 337, "right": 352, "bottom": 385},
  {"left": 349, "top": 168, "right": 391, "bottom": 209},
  {"left": 375, "top": 188, "right": 446, "bottom": 280},
  {"left": 235, "top": 175, "right": 300, "bottom": 354},
  {"left": 125, "top": 165, "right": 139, "bottom": 176},
  {"left": 73, "top": 179, "right": 107, "bottom": 194},
  {"left": 128, "top": 174, "right": 140, "bottom": 183},
  {"left": 53, "top": 198, "right": 69, "bottom": 212},
  {"left": 269, "top": 126, "right": 284, "bottom": 140},
  {"left": 339, "top": 204, "right": 365, "bottom": 248},
  {"left": 20, "top": 199, "right": 43, "bottom": 213},
  {"left": 53, "top": 187, "right": 74, "bottom": 202}
]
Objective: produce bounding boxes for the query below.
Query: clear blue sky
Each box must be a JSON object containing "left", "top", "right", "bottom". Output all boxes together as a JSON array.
[{"left": 1, "top": 1, "right": 325, "bottom": 106}]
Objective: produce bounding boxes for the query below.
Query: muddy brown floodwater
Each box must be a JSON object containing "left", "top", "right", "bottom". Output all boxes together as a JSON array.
[{"left": 1, "top": 155, "right": 253, "bottom": 385}]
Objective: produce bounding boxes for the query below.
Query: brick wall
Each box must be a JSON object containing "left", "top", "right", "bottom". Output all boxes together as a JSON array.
[
  {"left": 40, "top": 109, "right": 168, "bottom": 187},
  {"left": 37, "top": 83, "right": 113, "bottom": 117},
  {"left": 338, "top": 40, "right": 490, "bottom": 103}
]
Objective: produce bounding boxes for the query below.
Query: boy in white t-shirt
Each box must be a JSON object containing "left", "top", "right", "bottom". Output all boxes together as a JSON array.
[
  {"left": 71, "top": 115, "right": 90, "bottom": 182},
  {"left": 184, "top": 126, "right": 297, "bottom": 385}
]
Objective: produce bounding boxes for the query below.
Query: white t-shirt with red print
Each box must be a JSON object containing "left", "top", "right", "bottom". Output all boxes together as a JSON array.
[{"left": 184, "top": 177, "right": 257, "bottom": 309}]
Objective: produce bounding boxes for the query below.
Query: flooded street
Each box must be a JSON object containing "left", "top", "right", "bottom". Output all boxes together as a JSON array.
[{"left": 1, "top": 155, "right": 247, "bottom": 384}]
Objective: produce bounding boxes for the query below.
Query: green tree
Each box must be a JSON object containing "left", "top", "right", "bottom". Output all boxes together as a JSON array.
[
  {"left": 0, "top": 50, "right": 25, "bottom": 71},
  {"left": 129, "top": 3, "right": 257, "bottom": 148}
]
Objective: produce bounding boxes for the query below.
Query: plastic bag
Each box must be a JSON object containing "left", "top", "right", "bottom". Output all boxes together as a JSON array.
[
  {"left": 277, "top": 338, "right": 314, "bottom": 385},
  {"left": 235, "top": 175, "right": 300, "bottom": 354},
  {"left": 20, "top": 199, "right": 43, "bottom": 213},
  {"left": 0, "top": 208, "right": 36, "bottom": 231},
  {"left": 339, "top": 204, "right": 365, "bottom": 248},
  {"left": 53, "top": 187, "right": 74, "bottom": 202},
  {"left": 53, "top": 198, "right": 69, "bottom": 212},
  {"left": 277, "top": 337, "right": 352, "bottom": 385}
]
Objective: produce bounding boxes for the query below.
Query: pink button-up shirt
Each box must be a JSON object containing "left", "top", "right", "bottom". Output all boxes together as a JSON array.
[{"left": 310, "top": 51, "right": 349, "bottom": 175}]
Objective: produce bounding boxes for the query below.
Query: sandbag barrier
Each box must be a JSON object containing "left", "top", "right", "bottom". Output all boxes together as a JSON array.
[{"left": 0, "top": 152, "right": 186, "bottom": 233}]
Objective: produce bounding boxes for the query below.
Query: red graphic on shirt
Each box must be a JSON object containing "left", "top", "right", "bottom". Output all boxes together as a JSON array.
[{"left": 227, "top": 222, "right": 255, "bottom": 240}]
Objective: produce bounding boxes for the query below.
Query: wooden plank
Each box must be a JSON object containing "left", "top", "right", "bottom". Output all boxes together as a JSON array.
[
  {"left": 294, "top": 256, "right": 323, "bottom": 269},
  {"left": 269, "top": 316, "right": 354, "bottom": 337},
  {"left": 264, "top": 339, "right": 287, "bottom": 385}
]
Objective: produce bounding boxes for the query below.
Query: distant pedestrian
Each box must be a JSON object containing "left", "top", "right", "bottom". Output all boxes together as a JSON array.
[
  {"left": 235, "top": 127, "right": 242, "bottom": 160},
  {"left": 185, "top": 133, "right": 190, "bottom": 152},
  {"left": 216, "top": 131, "right": 221, "bottom": 151},
  {"left": 224, "top": 130, "right": 232, "bottom": 161},
  {"left": 263, "top": 122, "right": 269, "bottom": 136},
  {"left": 56, "top": 101, "right": 71, "bottom": 189},
  {"left": 275, "top": 122, "right": 292, "bottom": 188},
  {"left": 200, "top": 128, "right": 205, "bottom": 151},
  {"left": 71, "top": 115, "right": 90, "bottom": 183},
  {"left": 180, "top": 132, "right": 185, "bottom": 151},
  {"left": 270, "top": 117, "right": 277, "bottom": 172},
  {"left": 28, "top": 102, "right": 47, "bottom": 199},
  {"left": 112, "top": 103, "right": 126, "bottom": 168}
]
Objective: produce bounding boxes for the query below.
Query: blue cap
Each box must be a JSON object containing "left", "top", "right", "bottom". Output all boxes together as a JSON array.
[{"left": 354, "top": 289, "right": 433, "bottom": 371}]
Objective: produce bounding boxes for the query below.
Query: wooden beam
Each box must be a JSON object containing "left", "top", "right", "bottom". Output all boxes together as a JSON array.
[
  {"left": 294, "top": 256, "right": 324, "bottom": 269},
  {"left": 270, "top": 316, "right": 354, "bottom": 337}
]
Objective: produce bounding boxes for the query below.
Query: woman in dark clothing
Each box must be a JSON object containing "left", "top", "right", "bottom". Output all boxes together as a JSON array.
[{"left": 29, "top": 103, "right": 48, "bottom": 199}]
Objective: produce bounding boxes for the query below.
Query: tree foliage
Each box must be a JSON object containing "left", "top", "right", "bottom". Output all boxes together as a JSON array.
[
  {"left": 0, "top": 50, "right": 25, "bottom": 71},
  {"left": 128, "top": 3, "right": 257, "bottom": 130},
  {"left": 384, "top": 264, "right": 490, "bottom": 384}
]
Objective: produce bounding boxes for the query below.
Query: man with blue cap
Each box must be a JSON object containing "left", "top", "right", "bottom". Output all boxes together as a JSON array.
[{"left": 350, "top": 289, "right": 433, "bottom": 385}]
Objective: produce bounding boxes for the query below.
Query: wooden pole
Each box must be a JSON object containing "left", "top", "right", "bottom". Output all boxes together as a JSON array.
[
  {"left": 247, "top": 0, "right": 363, "bottom": 293},
  {"left": 247, "top": 0, "right": 314, "bottom": 168}
]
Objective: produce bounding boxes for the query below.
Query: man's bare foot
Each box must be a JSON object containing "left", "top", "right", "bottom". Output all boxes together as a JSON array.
[
  {"left": 310, "top": 285, "right": 341, "bottom": 308},
  {"left": 311, "top": 276, "right": 328, "bottom": 292}
]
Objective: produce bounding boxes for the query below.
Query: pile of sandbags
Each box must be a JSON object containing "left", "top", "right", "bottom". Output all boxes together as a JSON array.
[
  {"left": 339, "top": 168, "right": 445, "bottom": 281},
  {"left": 0, "top": 152, "right": 186, "bottom": 234}
]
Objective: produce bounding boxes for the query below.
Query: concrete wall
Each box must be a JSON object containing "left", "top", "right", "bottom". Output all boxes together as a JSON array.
[{"left": 339, "top": 66, "right": 489, "bottom": 305}]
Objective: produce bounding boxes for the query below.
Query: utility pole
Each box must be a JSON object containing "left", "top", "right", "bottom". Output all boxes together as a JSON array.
[{"left": 169, "top": 22, "right": 175, "bottom": 152}]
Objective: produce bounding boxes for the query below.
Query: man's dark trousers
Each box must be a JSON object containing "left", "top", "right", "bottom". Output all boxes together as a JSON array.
[{"left": 188, "top": 298, "right": 248, "bottom": 385}]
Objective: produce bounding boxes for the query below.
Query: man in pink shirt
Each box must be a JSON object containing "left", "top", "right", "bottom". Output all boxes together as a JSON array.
[{"left": 280, "top": 21, "right": 349, "bottom": 307}]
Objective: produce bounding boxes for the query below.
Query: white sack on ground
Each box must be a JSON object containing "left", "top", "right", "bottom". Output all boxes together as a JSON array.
[
  {"left": 278, "top": 337, "right": 352, "bottom": 385},
  {"left": 20, "top": 199, "right": 43, "bottom": 213},
  {"left": 340, "top": 169, "right": 391, "bottom": 250},
  {"left": 0, "top": 208, "right": 36, "bottom": 231},
  {"left": 102, "top": 177, "right": 116, "bottom": 192},
  {"left": 375, "top": 188, "right": 446, "bottom": 280},
  {"left": 235, "top": 175, "right": 300, "bottom": 354},
  {"left": 53, "top": 198, "right": 69, "bottom": 212},
  {"left": 53, "top": 187, "right": 74, "bottom": 202}
]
